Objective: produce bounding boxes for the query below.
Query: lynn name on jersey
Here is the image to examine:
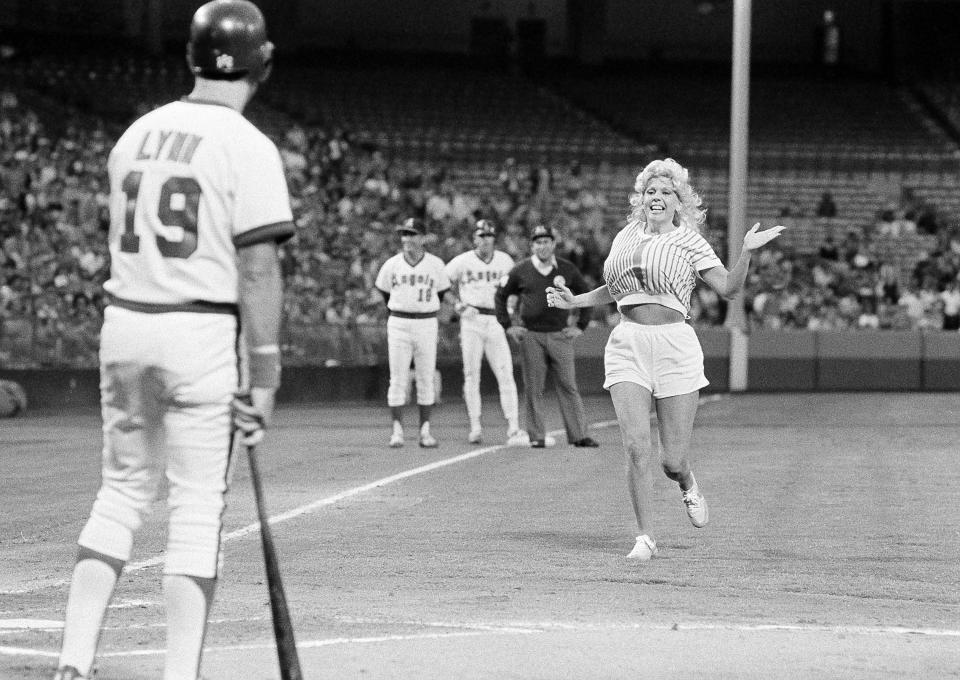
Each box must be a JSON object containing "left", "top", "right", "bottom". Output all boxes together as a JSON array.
[{"left": 135, "top": 129, "right": 204, "bottom": 165}]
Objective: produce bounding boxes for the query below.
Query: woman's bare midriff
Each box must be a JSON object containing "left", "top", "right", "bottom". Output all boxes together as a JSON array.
[{"left": 619, "top": 303, "right": 685, "bottom": 325}]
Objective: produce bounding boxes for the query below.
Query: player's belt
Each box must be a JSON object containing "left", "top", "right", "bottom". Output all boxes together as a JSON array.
[
  {"left": 473, "top": 307, "right": 496, "bottom": 315},
  {"left": 389, "top": 311, "right": 437, "bottom": 319},
  {"left": 108, "top": 295, "right": 238, "bottom": 315}
]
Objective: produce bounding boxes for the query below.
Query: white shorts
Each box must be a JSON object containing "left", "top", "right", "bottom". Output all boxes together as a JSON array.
[{"left": 602, "top": 320, "right": 709, "bottom": 398}]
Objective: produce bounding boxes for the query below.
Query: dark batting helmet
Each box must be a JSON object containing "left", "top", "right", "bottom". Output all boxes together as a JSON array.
[{"left": 186, "top": 0, "right": 274, "bottom": 83}]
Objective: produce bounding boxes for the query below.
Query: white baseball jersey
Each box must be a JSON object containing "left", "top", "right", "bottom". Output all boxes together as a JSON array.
[
  {"left": 81, "top": 98, "right": 294, "bottom": 582},
  {"left": 376, "top": 252, "right": 450, "bottom": 313},
  {"left": 444, "top": 250, "right": 515, "bottom": 309},
  {"left": 603, "top": 220, "right": 722, "bottom": 316},
  {"left": 104, "top": 99, "right": 293, "bottom": 307}
]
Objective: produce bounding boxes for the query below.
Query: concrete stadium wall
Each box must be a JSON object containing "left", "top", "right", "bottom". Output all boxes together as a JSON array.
[{"left": 2, "top": 328, "right": 957, "bottom": 411}]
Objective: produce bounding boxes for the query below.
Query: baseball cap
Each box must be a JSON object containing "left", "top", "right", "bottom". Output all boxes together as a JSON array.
[
  {"left": 474, "top": 219, "right": 496, "bottom": 237},
  {"left": 530, "top": 225, "right": 555, "bottom": 241},
  {"left": 395, "top": 217, "right": 426, "bottom": 235}
]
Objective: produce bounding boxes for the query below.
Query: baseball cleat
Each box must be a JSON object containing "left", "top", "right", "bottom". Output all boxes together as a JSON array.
[
  {"left": 389, "top": 432, "right": 404, "bottom": 448},
  {"left": 572, "top": 437, "right": 599, "bottom": 447},
  {"left": 419, "top": 432, "right": 438, "bottom": 448},
  {"left": 506, "top": 429, "right": 529, "bottom": 446},
  {"left": 53, "top": 667, "right": 88, "bottom": 680},
  {"left": 468, "top": 428, "right": 482, "bottom": 444},
  {"left": 529, "top": 435, "right": 556, "bottom": 449},
  {"left": 681, "top": 477, "right": 709, "bottom": 528},
  {"left": 626, "top": 534, "right": 659, "bottom": 560}
]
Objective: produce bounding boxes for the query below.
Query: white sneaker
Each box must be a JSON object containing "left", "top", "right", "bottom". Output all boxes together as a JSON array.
[
  {"left": 506, "top": 429, "right": 529, "bottom": 446},
  {"left": 419, "top": 432, "right": 438, "bottom": 448},
  {"left": 626, "top": 534, "right": 659, "bottom": 560},
  {"left": 53, "top": 668, "right": 89, "bottom": 680},
  {"left": 468, "top": 428, "right": 482, "bottom": 444},
  {"left": 389, "top": 431, "right": 404, "bottom": 448},
  {"left": 681, "top": 479, "right": 709, "bottom": 528}
]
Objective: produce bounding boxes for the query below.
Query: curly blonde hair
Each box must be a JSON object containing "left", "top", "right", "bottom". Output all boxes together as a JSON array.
[{"left": 628, "top": 158, "right": 706, "bottom": 231}]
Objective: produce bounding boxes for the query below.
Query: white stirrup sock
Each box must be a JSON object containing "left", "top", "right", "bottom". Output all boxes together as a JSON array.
[
  {"left": 163, "top": 574, "right": 216, "bottom": 680},
  {"left": 59, "top": 551, "right": 123, "bottom": 676}
]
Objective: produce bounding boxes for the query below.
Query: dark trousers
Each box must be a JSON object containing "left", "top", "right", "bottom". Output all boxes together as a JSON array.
[{"left": 518, "top": 330, "right": 588, "bottom": 442}]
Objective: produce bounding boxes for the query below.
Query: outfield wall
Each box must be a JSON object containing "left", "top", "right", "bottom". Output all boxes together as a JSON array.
[{"left": 2, "top": 328, "right": 957, "bottom": 410}]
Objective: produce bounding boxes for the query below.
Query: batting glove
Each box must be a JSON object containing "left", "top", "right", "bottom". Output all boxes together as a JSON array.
[{"left": 231, "top": 392, "right": 266, "bottom": 446}]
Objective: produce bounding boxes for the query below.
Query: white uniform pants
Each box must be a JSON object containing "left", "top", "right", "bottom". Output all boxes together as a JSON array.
[
  {"left": 460, "top": 314, "right": 518, "bottom": 429},
  {"left": 387, "top": 315, "right": 438, "bottom": 406},
  {"left": 78, "top": 306, "right": 238, "bottom": 578}
]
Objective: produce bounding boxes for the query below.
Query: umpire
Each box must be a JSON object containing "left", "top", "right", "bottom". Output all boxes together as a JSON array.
[{"left": 495, "top": 225, "right": 599, "bottom": 448}]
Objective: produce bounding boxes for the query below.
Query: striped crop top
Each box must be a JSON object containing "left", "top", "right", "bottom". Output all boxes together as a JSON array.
[{"left": 602, "top": 220, "right": 723, "bottom": 316}]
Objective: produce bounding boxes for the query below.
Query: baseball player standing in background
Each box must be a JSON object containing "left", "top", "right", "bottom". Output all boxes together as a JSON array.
[
  {"left": 445, "top": 219, "right": 526, "bottom": 445},
  {"left": 53, "top": 2, "right": 293, "bottom": 680},
  {"left": 375, "top": 217, "right": 451, "bottom": 448}
]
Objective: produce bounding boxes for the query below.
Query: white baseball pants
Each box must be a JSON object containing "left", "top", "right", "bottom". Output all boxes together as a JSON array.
[
  {"left": 79, "top": 305, "right": 237, "bottom": 578},
  {"left": 386, "top": 315, "right": 438, "bottom": 406},
  {"left": 460, "top": 314, "right": 518, "bottom": 429}
]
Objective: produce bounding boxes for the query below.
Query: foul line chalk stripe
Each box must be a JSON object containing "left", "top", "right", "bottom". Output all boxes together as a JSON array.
[
  {"left": 0, "top": 645, "right": 60, "bottom": 658},
  {"left": 0, "top": 620, "right": 62, "bottom": 630},
  {"left": 4, "top": 617, "right": 960, "bottom": 659},
  {"left": 5, "top": 395, "right": 723, "bottom": 594},
  {"left": 0, "top": 614, "right": 269, "bottom": 633}
]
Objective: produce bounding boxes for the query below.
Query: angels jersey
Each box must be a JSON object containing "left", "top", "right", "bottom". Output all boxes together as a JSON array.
[
  {"left": 104, "top": 99, "right": 293, "bottom": 307},
  {"left": 444, "top": 250, "right": 515, "bottom": 309},
  {"left": 376, "top": 252, "right": 450, "bottom": 313}
]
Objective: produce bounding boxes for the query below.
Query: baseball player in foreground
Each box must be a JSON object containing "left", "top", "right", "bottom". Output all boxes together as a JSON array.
[
  {"left": 375, "top": 217, "right": 451, "bottom": 448},
  {"left": 444, "top": 219, "right": 525, "bottom": 445},
  {"left": 53, "top": 2, "right": 293, "bottom": 679}
]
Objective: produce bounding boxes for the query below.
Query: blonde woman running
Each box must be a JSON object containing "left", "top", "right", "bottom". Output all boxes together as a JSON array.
[{"left": 547, "top": 158, "right": 784, "bottom": 560}]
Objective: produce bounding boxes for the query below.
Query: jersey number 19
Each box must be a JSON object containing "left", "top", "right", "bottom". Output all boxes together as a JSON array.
[{"left": 120, "top": 171, "right": 201, "bottom": 259}]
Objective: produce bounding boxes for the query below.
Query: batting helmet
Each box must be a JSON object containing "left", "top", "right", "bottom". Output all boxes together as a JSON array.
[{"left": 186, "top": 0, "right": 274, "bottom": 83}]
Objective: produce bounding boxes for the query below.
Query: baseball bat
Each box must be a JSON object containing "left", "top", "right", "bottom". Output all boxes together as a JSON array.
[{"left": 247, "top": 444, "right": 304, "bottom": 680}]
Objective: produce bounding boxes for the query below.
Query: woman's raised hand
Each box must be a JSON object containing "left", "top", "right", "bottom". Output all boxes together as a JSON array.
[{"left": 743, "top": 222, "right": 786, "bottom": 251}]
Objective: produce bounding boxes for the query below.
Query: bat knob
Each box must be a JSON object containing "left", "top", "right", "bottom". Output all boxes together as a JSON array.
[{"left": 553, "top": 275, "right": 565, "bottom": 287}]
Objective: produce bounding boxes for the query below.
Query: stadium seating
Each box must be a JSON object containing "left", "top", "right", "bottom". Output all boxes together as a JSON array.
[
  {"left": 547, "top": 68, "right": 959, "bottom": 171},
  {"left": 2, "top": 48, "right": 960, "bottom": 368},
  {"left": 264, "top": 60, "right": 654, "bottom": 165}
]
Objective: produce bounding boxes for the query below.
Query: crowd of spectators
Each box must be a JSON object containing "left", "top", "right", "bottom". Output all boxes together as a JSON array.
[
  {"left": 729, "top": 223, "right": 960, "bottom": 332},
  {"left": 251, "top": 117, "right": 620, "bottom": 365},
  {"left": 3, "top": 75, "right": 960, "bottom": 369},
  {"left": 0, "top": 90, "right": 111, "bottom": 367}
]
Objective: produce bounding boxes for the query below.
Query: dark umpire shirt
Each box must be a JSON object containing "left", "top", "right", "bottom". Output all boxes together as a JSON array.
[{"left": 495, "top": 256, "right": 591, "bottom": 332}]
